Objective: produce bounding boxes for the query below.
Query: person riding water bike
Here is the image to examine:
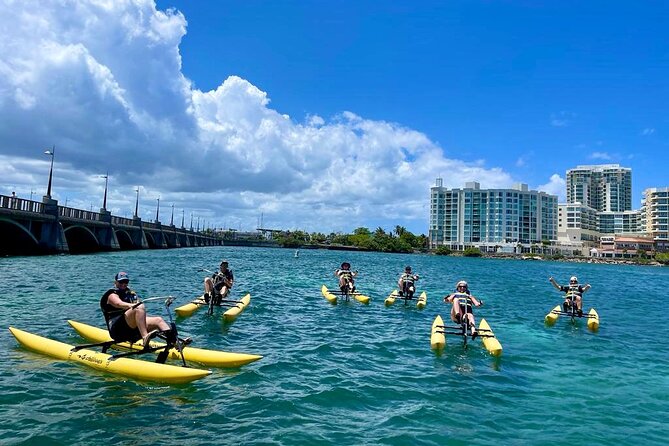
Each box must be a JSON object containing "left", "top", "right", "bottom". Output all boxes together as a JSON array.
[
  {"left": 335, "top": 262, "right": 358, "bottom": 294},
  {"left": 549, "top": 276, "right": 590, "bottom": 317},
  {"left": 444, "top": 280, "right": 483, "bottom": 339},
  {"left": 100, "top": 271, "right": 170, "bottom": 348},
  {"left": 204, "top": 260, "right": 234, "bottom": 305},
  {"left": 397, "top": 266, "right": 419, "bottom": 298}
]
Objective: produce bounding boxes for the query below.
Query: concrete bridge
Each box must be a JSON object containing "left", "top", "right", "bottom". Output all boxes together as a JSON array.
[{"left": 0, "top": 194, "right": 222, "bottom": 256}]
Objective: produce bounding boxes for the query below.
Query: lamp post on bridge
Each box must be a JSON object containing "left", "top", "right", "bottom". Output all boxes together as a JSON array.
[
  {"left": 181, "top": 209, "right": 185, "bottom": 228},
  {"left": 170, "top": 203, "right": 175, "bottom": 226},
  {"left": 155, "top": 196, "right": 160, "bottom": 223},
  {"left": 44, "top": 146, "right": 55, "bottom": 199},
  {"left": 134, "top": 187, "right": 140, "bottom": 218},
  {"left": 101, "top": 172, "right": 109, "bottom": 210}
]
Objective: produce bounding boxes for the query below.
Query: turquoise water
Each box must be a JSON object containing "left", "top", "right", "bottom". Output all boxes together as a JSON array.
[{"left": 1, "top": 247, "right": 668, "bottom": 445}]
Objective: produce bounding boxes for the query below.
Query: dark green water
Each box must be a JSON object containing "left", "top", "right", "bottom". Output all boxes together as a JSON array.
[{"left": 1, "top": 247, "right": 667, "bottom": 445}]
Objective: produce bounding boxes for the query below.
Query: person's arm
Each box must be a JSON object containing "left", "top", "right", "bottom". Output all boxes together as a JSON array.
[
  {"left": 582, "top": 284, "right": 591, "bottom": 293},
  {"left": 444, "top": 293, "right": 454, "bottom": 303},
  {"left": 107, "top": 292, "right": 136, "bottom": 310},
  {"left": 470, "top": 295, "right": 483, "bottom": 307},
  {"left": 549, "top": 277, "right": 561, "bottom": 291},
  {"left": 352, "top": 270, "right": 358, "bottom": 278},
  {"left": 334, "top": 269, "right": 340, "bottom": 277}
]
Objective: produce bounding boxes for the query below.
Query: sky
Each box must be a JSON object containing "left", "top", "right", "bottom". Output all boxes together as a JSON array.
[{"left": 1, "top": 0, "right": 667, "bottom": 234}]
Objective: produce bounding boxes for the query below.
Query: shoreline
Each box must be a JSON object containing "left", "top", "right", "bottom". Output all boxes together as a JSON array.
[{"left": 480, "top": 253, "right": 665, "bottom": 267}]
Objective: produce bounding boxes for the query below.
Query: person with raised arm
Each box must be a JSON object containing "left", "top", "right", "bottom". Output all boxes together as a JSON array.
[{"left": 549, "top": 276, "right": 591, "bottom": 316}]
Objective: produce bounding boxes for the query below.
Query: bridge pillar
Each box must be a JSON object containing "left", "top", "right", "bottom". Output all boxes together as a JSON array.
[
  {"left": 97, "top": 209, "right": 120, "bottom": 251},
  {"left": 132, "top": 217, "right": 149, "bottom": 249},
  {"left": 154, "top": 222, "right": 168, "bottom": 248},
  {"left": 38, "top": 197, "right": 69, "bottom": 253}
]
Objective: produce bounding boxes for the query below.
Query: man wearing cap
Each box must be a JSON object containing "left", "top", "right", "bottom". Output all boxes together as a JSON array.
[
  {"left": 549, "top": 276, "right": 591, "bottom": 316},
  {"left": 100, "top": 272, "right": 170, "bottom": 348},
  {"left": 204, "top": 260, "right": 234, "bottom": 305}
]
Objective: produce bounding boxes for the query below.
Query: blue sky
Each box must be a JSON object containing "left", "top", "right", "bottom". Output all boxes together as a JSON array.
[
  {"left": 1, "top": 1, "right": 667, "bottom": 233},
  {"left": 160, "top": 0, "right": 668, "bottom": 191}
]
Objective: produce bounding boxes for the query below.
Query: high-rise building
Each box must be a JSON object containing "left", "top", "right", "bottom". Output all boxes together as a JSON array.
[
  {"left": 641, "top": 187, "right": 669, "bottom": 251},
  {"left": 566, "top": 164, "right": 632, "bottom": 212},
  {"left": 429, "top": 180, "right": 558, "bottom": 249}
]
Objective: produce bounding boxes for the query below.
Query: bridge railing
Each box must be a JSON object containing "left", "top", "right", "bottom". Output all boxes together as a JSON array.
[
  {"left": 111, "top": 216, "right": 135, "bottom": 226},
  {"left": 59, "top": 206, "right": 102, "bottom": 221},
  {"left": 0, "top": 195, "right": 43, "bottom": 213}
]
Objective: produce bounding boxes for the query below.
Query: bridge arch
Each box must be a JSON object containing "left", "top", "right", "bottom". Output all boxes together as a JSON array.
[
  {"left": 145, "top": 232, "right": 157, "bottom": 248},
  {"left": 63, "top": 225, "right": 100, "bottom": 254},
  {"left": 115, "top": 230, "right": 134, "bottom": 250},
  {"left": 0, "top": 218, "right": 40, "bottom": 255}
]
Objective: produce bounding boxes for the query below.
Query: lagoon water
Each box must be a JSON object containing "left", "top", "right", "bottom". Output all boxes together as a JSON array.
[{"left": 1, "top": 246, "right": 668, "bottom": 445}]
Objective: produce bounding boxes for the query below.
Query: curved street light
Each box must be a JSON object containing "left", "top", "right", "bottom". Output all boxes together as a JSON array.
[
  {"left": 134, "top": 187, "right": 140, "bottom": 218},
  {"left": 100, "top": 172, "right": 109, "bottom": 210},
  {"left": 44, "top": 146, "right": 55, "bottom": 198}
]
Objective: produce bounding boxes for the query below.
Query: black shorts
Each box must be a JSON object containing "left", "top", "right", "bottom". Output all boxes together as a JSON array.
[
  {"left": 458, "top": 303, "right": 473, "bottom": 314},
  {"left": 109, "top": 315, "right": 141, "bottom": 343}
]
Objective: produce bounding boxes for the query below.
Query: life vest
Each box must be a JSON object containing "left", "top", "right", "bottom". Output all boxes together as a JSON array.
[
  {"left": 338, "top": 269, "right": 353, "bottom": 281},
  {"left": 400, "top": 273, "right": 416, "bottom": 284},
  {"left": 212, "top": 270, "right": 234, "bottom": 290},
  {"left": 100, "top": 287, "right": 138, "bottom": 329},
  {"left": 452, "top": 291, "right": 472, "bottom": 306},
  {"left": 565, "top": 285, "right": 583, "bottom": 298}
]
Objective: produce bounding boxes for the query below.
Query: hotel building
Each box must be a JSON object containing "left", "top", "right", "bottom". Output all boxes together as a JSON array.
[
  {"left": 566, "top": 164, "right": 632, "bottom": 212},
  {"left": 429, "top": 179, "right": 558, "bottom": 250}
]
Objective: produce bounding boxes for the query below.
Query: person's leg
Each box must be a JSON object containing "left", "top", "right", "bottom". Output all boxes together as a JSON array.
[
  {"left": 469, "top": 314, "right": 477, "bottom": 337},
  {"left": 204, "top": 277, "right": 214, "bottom": 299},
  {"left": 451, "top": 301, "right": 461, "bottom": 323},
  {"left": 146, "top": 315, "right": 170, "bottom": 332}
]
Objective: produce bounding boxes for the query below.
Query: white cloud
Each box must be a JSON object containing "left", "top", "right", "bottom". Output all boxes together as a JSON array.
[
  {"left": 536, "top": 174, "right": 566, "bottom": 202},
  {"left": 0, "top": 0, "right": 517, "bottom": 234},
  {"left": 641, "top": 128, "right": 655, "bottom": 136},
  {"left": 589, "top": 151, "right": 612, "bottom": 160},
  {"left": 550, "top": 111, "right": 575, "bottom": 127}
]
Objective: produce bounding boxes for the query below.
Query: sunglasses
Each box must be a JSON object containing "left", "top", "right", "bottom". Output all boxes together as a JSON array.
[{"left": 118, "top": 280, "right": 129, "bottom": 285}]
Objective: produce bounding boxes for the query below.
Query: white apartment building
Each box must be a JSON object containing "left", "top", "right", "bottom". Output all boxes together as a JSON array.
[
  {"left": 641, "top": 187, "right": 669, "bottom": 251},
  {"left": 557, "top": 203, "right": 599, "bottom": 246},
  {"left": 566, "top": 164, "right": 632, "bottom": 212},
  {"left": 429, "top": 179, "right": 558, "bottom": 250}
]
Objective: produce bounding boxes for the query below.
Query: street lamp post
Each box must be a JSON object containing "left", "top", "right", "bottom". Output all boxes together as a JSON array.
[
  {"left": 101, "top": 172, "right": 109, "bottom": 210},
  {"left": 155, "top": 196, "right": 160, "bottom": 223},
  {"left": 181, "top": 209, "right": 185, "bottom": 228},
  {"left": 170, "top": 203, "right": 175, "bottom": 226},
  {"left": 44, "top": 146, "right": 55, "bottom": 198},
  {"left": 134, "top": 187, "right": 140, "bottom": 218}
]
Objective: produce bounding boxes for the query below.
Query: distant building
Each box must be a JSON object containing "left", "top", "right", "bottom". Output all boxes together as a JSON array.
[
  {"left": 557, "top": 203, "right": 599, "bottom": 246},
  {"left": 566, "top": 164, "right": 632, "bottom": 212},
  {"left": 597, "top": 210, "right": 642, "bottom": 234},
  {"left": 641, "top": 187, "right": 669, "bottom": 252},
  {"left": 429, "top": 179, "right": 558, "bottom": 251},
  {"left": 592, "top": 235, "right": 655, "bottom": 258}
]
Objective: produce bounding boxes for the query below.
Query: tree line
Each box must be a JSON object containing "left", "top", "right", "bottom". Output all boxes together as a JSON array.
[{"left": 273, "top": 226, "right": 428, "bottom": 253}]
